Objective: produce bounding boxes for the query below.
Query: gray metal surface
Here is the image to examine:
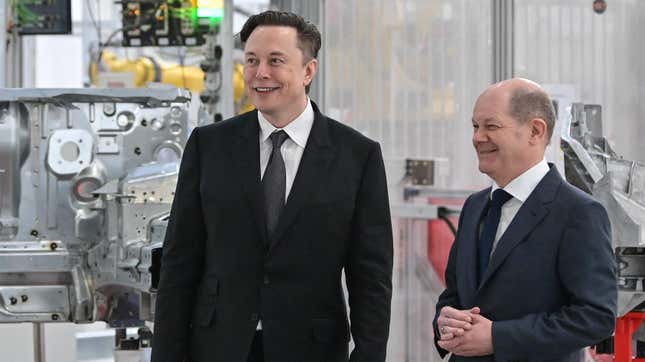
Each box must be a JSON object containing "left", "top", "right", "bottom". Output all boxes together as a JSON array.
[
  {"left": 492, "top": 0, "right": 515, "bottom": 82},
  {"left": 561, "top": 102, "right": 645, "bottom": 317},
  {"left": 0, "top": 88, "right": 189, "bottom": 326}
]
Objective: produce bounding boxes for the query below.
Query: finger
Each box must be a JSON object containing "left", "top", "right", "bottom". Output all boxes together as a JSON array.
[
  {"left": 442, "top": 317, "right": 473, "bottom": 331},
  {"left": 468, "top": 307, "right": 481, "bottom": 315},
  {"left": 440, "top": 332, "right": 454, "bottom": 340},
  {"left": 442, "top": 325, "right": 466, "bottom": 337},
  {"left": 470, "top": 313, "right": 491, "bottom": 324},
  {"left": 441, "top": 306, "right": 473, "bottom": 323},
  {"left": 438, "top": 338, "right": 461, "bottom": 351},
  {"left": 452, "top": 327, "right": 466, "bottom": 336}
]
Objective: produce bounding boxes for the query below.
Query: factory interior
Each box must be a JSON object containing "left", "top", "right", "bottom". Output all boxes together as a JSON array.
[{"left": 1, "top": 0, "right": 645, "bottom": 361}]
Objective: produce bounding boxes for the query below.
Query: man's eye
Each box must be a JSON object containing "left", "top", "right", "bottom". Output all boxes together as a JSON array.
[
  {"left": 245, "top": 58, "right": 257, "bottom": 65},
  {"left": 486, "top": 124, "right": 500, "bottom": 130},
  {"left": 271, "top": 58, "right": 284, "bottom": 64}
]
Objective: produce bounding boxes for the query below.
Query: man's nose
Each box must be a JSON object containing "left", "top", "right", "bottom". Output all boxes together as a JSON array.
[
  {"left": 255, "top": 61, "right": 270, "bottom": 79},
  {"left": 473, "top": 128, "right": 487, "bottom": 143}
]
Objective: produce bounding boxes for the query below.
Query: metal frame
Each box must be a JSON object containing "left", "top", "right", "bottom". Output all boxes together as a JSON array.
[{"left": 492, "top": 0, "right": 514, "bottom": 82}]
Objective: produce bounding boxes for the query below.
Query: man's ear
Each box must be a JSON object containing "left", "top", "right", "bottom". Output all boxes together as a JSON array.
[
  {"left": 303, "top": 58, "right": 318, "bottom": 87},
  {"left": 528, "top": 118, "right": 548, "bottom": 145}
]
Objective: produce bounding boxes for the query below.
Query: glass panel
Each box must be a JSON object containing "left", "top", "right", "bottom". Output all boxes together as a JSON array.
[
  {"left": 324, "top": 0, "right": 492, "bottom": 192},
  {"left": 323, "top": 1, "right": 492, "bottom": 361}
]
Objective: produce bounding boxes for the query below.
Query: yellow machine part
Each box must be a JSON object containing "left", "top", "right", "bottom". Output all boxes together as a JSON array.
[
  {"left": 233, "top": 63, "right": 255, "bottom": 114},
  {"left": 91, "top": 51, "right": 254, "bottom": 114}
]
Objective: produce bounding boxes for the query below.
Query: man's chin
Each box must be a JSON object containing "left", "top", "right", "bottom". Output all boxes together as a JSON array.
[
  {"left": 253, "top": 102, "right": 277, "bottom": 115},
  {"left": 478, "top": 164, "right": 494, "bottom": 177}
]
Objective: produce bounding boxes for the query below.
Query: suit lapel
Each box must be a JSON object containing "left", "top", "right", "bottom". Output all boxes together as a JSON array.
[
  {"left": 477, "top": 166, "right": 562, "bottom": 291},
  {"left": 269, "top": 102, "right": 335, "bottom": 251},
  {"left": 456, "top": 189, "right": 490, "bottom": 307},
  {"left": 231, "top": 111, "right": 269, "bottom": 246}
]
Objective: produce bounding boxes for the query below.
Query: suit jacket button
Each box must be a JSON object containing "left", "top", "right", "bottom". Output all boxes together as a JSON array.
[
  {"left": 263, "top": 274, "right": 270, "bottom": 285},
  {"left": 250, "top": 313, "right": 259, "bottom": 321}
]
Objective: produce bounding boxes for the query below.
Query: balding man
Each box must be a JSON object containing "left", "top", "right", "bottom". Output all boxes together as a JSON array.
[{"left": 433, "top": 78, "right": 617, "bottom": 361}]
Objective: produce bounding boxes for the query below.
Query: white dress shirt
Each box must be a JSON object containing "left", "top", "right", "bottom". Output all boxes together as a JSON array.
[
  {"left": 258, "top": 99, "right": 314, "bottom": 201},
  {"left": 489, "top": 158, "right": 550, "bottom": 257},
  {"left": 255, "top": 99, "right": 314, "bottom": 330}
]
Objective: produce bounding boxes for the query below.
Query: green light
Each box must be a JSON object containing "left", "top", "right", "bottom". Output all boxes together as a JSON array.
[
  {"left": 197, "top": 7, "right": 223, "bottom": 19},
  {"left": 196, "top": 0, "right": 224, "bottom": 21}
]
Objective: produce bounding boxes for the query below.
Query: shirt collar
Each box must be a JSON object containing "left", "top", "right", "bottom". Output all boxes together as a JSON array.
[
  {"left": 258, "top": 98, "right": 314, "bottom": 148},
  {"left": 491, "top": 158, "right": 550, "bottom": 202}
]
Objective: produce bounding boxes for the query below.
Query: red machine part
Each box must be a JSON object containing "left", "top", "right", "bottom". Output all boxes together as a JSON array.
[
  {"left": 611, "top": 312, "right": 645, "bottom": 362},
  {"left": 426, "top": 197, "right": 464, "bottom": 285}
]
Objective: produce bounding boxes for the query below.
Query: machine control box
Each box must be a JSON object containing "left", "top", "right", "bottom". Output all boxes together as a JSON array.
[
  {"left": 15, "top": 0, "right": 72, "bottom": 35},
  {"left": 121, "top": 0, "right": 224, "bottom": 47}
]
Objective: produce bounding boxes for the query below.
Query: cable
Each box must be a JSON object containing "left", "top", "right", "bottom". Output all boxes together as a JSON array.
[
  {"left": 437, "top": 206, "right": 459, "bottom": 236},
  {"left": 85, "top": 0, "right": 101, "bottom": 42},
  {"left": 92, "top": 3, "right": 163, "bottom": 75}
]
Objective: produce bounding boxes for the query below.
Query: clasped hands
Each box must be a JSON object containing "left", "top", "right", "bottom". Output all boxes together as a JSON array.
[{"left": 436, "top": 306, "right": 493, "bottom": 357}]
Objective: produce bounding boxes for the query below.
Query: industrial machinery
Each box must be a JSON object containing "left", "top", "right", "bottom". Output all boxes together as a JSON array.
[
  {"left": 90, "top": 0, "right": 236, "bottom": 123},
  {"left": 561, "top": 103, "right": 645, "bottom": 360},
  {"left": 90, "top": 50, "right": 252, "bottom": 113},
  {"left": 0, "top": 88, "right": 190, "bottom": 328}
]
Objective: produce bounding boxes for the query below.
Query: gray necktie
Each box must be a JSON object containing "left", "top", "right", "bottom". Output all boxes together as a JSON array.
[{"left": 263, "top": 130, "right": 289, "bottom": 238}]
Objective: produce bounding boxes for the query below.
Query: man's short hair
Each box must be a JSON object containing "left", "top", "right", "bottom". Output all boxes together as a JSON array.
[
  {"left": 240, "top": 10, "right": 321, "bottom": 62},
  {"left": 508, "top": 89, "right": 556, "bottom": 142}
]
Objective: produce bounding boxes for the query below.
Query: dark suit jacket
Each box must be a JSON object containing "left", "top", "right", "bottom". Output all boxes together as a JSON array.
[
  {"left": 151, "top": 102, "right": 393, "bottom": 362},
  {"left": 434, "top": 165, "right": 616, "bottom": 362}
]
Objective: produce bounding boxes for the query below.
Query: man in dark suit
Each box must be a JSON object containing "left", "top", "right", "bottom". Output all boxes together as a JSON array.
[
  {"left": 151, "top": 11, "right": 393, "bottom": 362},
  {"left": 434, "top": 78, "right": 616, "bottom": 361}
]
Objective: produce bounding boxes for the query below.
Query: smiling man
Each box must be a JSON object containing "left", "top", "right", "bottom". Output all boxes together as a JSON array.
[
  {"left": 433, "top": 78, "right": 617, "bottom": 361},
  {"left": 151, "top": 10, "right": 393, "bottom": 362}
]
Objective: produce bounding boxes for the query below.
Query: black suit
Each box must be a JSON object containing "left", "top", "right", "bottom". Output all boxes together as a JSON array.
[
  {"left": 434, "top": 165, "right": 617, "bottom": 361},
  {"left": 151, "top": 102, "right": 393, "bottom": 362}
]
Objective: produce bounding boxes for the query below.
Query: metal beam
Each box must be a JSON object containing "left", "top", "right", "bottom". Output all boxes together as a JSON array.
[
  {"left": 492, "top": 0, "right": 514, "bottom": 82},
  {"left": 0, "top": 0, "right": 6, "bottom": 87}
]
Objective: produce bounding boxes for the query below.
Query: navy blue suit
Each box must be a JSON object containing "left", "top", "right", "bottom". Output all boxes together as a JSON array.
[{"left": 435, "top": 165, "right": 617, "bottom": 361}]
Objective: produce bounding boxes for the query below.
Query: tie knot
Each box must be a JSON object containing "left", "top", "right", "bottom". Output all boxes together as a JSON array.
[
  {"left": 491, "top": 189, "right": 513, "bottom": 208},
  {"left": 269, "top": 130, "right": 289, "bottom": 149}
]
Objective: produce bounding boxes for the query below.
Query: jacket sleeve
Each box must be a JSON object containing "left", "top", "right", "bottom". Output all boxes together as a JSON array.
[
  {"left": 492, "top": 200, "right": 617, "bottom": 360},
  {"left": 151, "top": 128, "right": 207, "bottom": 362},
  {"left": 433, "top": 195, "right": 471, "bottom": 358},
  {"left": 346, "top": 142, "right": 394, "bottom": 362}
]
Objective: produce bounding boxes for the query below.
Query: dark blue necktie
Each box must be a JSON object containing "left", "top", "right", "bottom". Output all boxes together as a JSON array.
[
  {"left": 477, "top": 189, "right": 513, "bottom": 284},
  {"left": 263, "top": 130, "right": 289, "bottom": 239}
]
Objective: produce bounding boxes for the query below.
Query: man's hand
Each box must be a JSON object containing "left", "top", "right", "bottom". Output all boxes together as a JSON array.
[
  {"left": 436, "top": 306, "right": 479, "bottom": 341},
  {"left": 437, "top": 312, "right": 493, "bottom": 356}
]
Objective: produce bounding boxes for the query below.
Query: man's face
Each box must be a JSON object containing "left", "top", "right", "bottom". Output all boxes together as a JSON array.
[
  {"left": 243, "top": 26, "right": 316, "bottom": 122},
  {"left": 471, "top": 90, "right": 535, "bottom": 186}
]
